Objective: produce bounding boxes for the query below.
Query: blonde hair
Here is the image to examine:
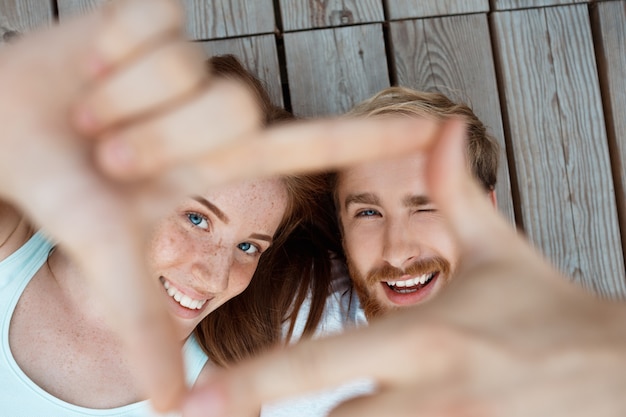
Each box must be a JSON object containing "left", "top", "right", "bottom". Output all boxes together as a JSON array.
[{"left": 347, "top": 86, "right": 499, "bottom": 190}]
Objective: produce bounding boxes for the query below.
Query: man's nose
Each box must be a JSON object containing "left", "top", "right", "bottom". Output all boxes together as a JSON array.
[{"left": 381, "top": 218, "right": 419, "bottom": 269}]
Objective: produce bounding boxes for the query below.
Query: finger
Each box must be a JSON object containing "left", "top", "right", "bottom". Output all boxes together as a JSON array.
[
  {"left": 425, "top": 119, "right": 526, "bottom": 263},
  {"left": 78, "top": 227, "right": 186, "bottom": 412},
  {"left": 329, "top": 386, "right": 489, "bottom": 417},
  {"left": 117, "top": 116, "right": 440, "bottom": 189},
  {"left": 86, "top": 0, "right": 184, "bottom": 78},
  {"left": 75, "top": 40, "right": 206, "bottom": 135},
  {"left": 93, "top": 78, "right": 262, "bottom": 181},
  {"left": 182, "top": 311, "right": 461, "bottom": 417},
  {"left": 196, "top": 117, "right": 441, "bottom": 184}
]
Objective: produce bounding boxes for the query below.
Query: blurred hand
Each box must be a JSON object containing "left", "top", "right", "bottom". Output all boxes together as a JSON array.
[
  {"left": 0, "top": 0, "right": 207, "bottom": 411},
  {"left": 180, "top": 120, "right": 626, "bottom": 417}
]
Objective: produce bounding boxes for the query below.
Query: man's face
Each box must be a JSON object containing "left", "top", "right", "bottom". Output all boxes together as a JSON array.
[{"left": 337, "top": 153, "right": 458, "bottom": 320}]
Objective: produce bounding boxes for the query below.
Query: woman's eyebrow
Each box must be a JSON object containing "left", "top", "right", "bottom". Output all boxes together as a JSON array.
[
  {"left": 250, "top": 233, "right": 273, "bottom": 243},
  {"left": 192, "top": 196, "right": 230, "bottom": 224}
]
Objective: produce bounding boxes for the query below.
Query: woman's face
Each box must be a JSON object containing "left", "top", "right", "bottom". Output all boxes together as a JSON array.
[{"left": 147, "top": 178, "right": 288, "bottom": 339}]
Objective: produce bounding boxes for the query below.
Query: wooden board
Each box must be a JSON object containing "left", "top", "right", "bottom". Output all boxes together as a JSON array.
[
  {"left": 199, "top": 35, "right": 283, "bottom": 107},
  {"left": 56, "top": 0, "right": 106, "bottom": 19},
  {"left": 386, "top": 0, "right": 488, "bottom": 20},
  {"left": 279, "top": 0, "right": 384, "bottom": 30},
  {"left": 390, "top": 14, "right": 515, "bottom": 224},
  {"left": 0, "top": 0, "right": 53, "bottom": 44},
  {"left": 183, "top": 0, "right": 275, "bottom": 40},
  {"left": 592, "top": 1, "right": 626, "bottom": 270},
  {"left": 284, "top": 24, "right": 389, "bottom": 117},
  {"left": 492, "top": 5, "right": 625, "bottom": 298},
  {"left": 491, "top": 0, "right": 589, "bottom": 10}
]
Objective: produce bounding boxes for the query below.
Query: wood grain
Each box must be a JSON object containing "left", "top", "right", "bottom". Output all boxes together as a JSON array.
[
  {"left": 183, "top": 0, "right": 275, "bottom": 40},
  {"left": 592, "top": 1, "right": 626, "bottom": 276},
  {"left": 56, "top": 0, "right": 106, "bottom": 19},
  {"left": 386, "top": 0, "right": 488, "bottom": 20},
  {"left": 0, "top": 0, "right": 53, "bottom": 44},
  {"left": 199, "top": 35, "right": 283, "bottom": 107},
  {"left": 492, "top": 5, "right": 625, "bottom": 298},
  {"left": 284, "top": 24, "right": 389, "bottom": 117},
  {"left": 390, "top": 14, "right": 516, "bottom": 224},
  {"left": 279, "top": 0, "right": 384, "bottom": 31},
  {"left": 491, "top": 0, "right": 588, "bottom": 10}
]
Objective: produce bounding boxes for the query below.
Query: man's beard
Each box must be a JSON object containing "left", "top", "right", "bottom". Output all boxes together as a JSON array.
[{"left": 347, "top": 255, "right": 451, "bottom": 321}]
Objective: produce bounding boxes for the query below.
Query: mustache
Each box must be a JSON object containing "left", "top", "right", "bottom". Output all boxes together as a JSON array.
[{"left": 366, "top": 257, "right": 450, "bottom": 285}]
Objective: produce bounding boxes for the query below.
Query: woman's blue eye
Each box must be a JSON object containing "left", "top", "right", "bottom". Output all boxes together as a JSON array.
[
  {"left": 187, "top": 213, "right": 209, "bottom": 229},
  {"left": 238, "top": 242, "right": 259, "bottom": 255}
]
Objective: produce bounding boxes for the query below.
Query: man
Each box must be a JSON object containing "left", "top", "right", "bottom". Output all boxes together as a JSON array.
[
  {"left": 260, "top": 87, "right": 500, "bottom": 417},
  {"left": 334, "top": 86, "right": 499, "bottom": 320}
]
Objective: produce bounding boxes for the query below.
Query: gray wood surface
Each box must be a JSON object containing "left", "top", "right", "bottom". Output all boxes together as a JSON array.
[
  {"left": 492, "top": 5, "right": 625, "bottom": 298},
  {"left": 592, "top": 1, "right": 626, "bottom": 271},
  {"left": 279, "top": 0, "right": 384, "bottom": 30},
  {"left": 390, "top": 14, "right": 515, "bottom": 224},
  {"left": 183, "top": 0, "right": 275, "bottom": 40},
  {"left": 491, "top": 0, "right": 589, "bottom": 10},
  {"left": 199, "top": 35, "right": 283, "bottom": 107},
  {"left": 284, "top": 24, "right": 389, "bottom": 117},
  {"left": 0, "top": 0, "right": 53, "bottom": 44},
  {"left": 56, "top": 0, "right": 105, "bottom": 19},
  {"left": 386, "top": 0, "right": 488, "bottom": 19}
]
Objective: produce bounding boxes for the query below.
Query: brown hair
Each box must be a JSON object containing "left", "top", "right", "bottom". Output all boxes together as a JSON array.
[
  {"left": 194, "top": 55, "right": 337, "bottom": 366},
  {"left": 345, "top": 86, "right": 499, "bottom": 190}
]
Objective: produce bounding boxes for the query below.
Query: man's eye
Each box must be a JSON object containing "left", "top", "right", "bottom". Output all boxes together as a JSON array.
[
  {"left": 356, "top": 209, "right": 380, "bottom": 217},
  {"left": 238, "top": 242, "right": 260, "bottom": 255},
  {"left": 187, "top": 212, "right": 209, "bottom": 229}
]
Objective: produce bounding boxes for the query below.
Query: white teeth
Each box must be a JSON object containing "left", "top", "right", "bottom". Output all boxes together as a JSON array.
[
  {"left": 386, "top": 273, "right": 435, "bottom": 288},
  {"left": 160, "top": 278, "right": 206, "bottom": 310}
]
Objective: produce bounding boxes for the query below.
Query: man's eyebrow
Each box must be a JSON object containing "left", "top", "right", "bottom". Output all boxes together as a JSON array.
[
  {"left": 344, "top": 193, "right": 380, "bottom": 210},
  {"left": 403, "top": 195, "right": 431, "bottom": 207},
  {"left": 250, "top": 233, "right": 273, "bottom": 243},
  {"left": 192, "top": 196, "right": 229, "bottom": 224}
]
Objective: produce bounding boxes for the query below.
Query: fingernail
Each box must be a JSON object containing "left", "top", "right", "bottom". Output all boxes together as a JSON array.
[{"left": 182, "top": 389, "right": 225, "bottom": 417}]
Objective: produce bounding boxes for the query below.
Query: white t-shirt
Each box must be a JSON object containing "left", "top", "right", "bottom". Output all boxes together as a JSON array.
[{"left": 261, "top": 260, "right": 375, "bottom": 417}]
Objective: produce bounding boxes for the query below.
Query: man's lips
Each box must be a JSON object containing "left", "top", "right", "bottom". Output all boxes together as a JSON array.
[{"left": 159, "top": 277, "right": 208, "bottom": 310}]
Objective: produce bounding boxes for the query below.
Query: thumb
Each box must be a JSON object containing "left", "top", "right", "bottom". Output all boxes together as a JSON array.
[{"left": 425, "top": 119, "right": 520, "bottom": 266}]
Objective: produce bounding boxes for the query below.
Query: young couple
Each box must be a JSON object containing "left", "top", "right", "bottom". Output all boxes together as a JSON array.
[{"left": 4, "top": 2, "right": 625, "bottom": 417}]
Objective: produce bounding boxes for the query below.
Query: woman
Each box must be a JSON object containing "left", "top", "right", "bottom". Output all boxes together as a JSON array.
[
  {"left": 194, "top": 56, "right": 341, "bottom": 367},
  {"left": 0, "top": 55, "right": 330, "bottom": 415}
]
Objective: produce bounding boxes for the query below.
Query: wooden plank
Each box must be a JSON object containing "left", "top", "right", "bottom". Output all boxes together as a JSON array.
[
  {"left": 491, "top": 0, "right": 588, "bottom": 10},
  {"left": 284, "top": 24, "right": 389, "bottom": 117},
  {"left": 279, "top": 0, "right": 384, "bottom": 31},
  {"left": 386, "top": 0, "right": 488, "bottom": 20},
  {"left": 56, "top": 0, "right": 105, "bottom": 20},
  {"left": 390, "top": 14, "right": 515, "bottom": 224},
  {"left": 0, "top": 0, "right": 53, "bottom": 44},
  {"left": 183, "top": 0, "right": 276, "bottom": 40},
  {"left": 199, "top": 35, "right": 283, "bottom": 107},
  {"left": 492, "top": 5, "right": 625, "bottom": 298},
  {"left": 592, "top": 1, "right": 626, "bottom": 274}
]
